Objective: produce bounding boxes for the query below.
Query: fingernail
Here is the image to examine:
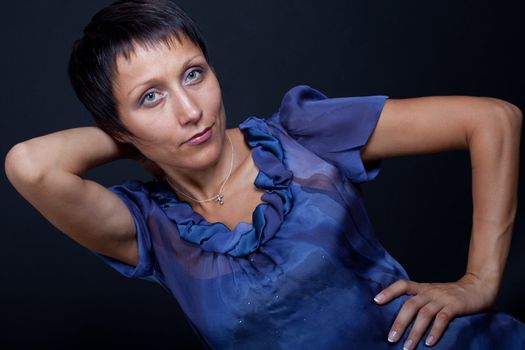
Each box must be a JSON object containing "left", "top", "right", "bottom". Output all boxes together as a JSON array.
[
  {"left": 403, "top": 338, "right": 413, "bottom": 350},
  {"left": 425, "top": 335, "right": 434, "bottom": 346},
  {"left": 374, "top": 293, "right": 385, "bottom": 303},
  {"left": 388, "top": 330, "right": 397, "bottom": 342}
]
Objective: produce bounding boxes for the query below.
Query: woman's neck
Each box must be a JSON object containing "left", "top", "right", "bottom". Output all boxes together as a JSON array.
[{"left": 163, "top": 128, "right": 249, "bottom": 207}]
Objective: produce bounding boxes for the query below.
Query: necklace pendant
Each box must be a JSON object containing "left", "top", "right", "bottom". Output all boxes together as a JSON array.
[{"left": 215, "top": 194, "right": 224, "bottom": 205}]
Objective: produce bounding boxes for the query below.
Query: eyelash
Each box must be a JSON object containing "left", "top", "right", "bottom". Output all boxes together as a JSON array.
[
  {"left": 139, "top": 67, "right": 205, "bottom": 107},
  {"left": 185, "top": 68, "right": 204, "bottom": 84},
  {"left": 140, "top": 90, "right": 165, "bottom": 107}
]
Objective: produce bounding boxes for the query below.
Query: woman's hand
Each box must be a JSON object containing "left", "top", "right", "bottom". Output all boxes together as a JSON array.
[{"left": 373, "top": 273, "right": 498, "bottom": 349}]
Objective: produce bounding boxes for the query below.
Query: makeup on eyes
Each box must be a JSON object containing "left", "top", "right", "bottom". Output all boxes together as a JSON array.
[
  {"left": 183, "top": 66, "right": 206, "bottom": 84},
  {"left": 125, "top": 53, "right": 207, "bottom": 97},
  {"left": 184, "top": 68, "right": 202, "bottom": 84},
  {"left": 139, "top": 90, "right": 167, "bottom": 107},
  {"left": 137, "top": 66, "right": 206, "bottom": 107}
]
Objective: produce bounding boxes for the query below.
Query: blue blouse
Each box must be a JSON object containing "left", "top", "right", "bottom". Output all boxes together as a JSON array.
[{"left": 91, "top": 85, "right": 525, "bottom": 349}]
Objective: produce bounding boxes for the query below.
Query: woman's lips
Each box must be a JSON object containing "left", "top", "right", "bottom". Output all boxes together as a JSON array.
[{"left": 185, "top": 126, "right": 212, "bottom": 145}]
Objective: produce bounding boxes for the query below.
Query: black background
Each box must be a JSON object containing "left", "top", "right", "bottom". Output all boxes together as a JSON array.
[{"left": 1, "top": 1, "right": 524, "bottom": 349}]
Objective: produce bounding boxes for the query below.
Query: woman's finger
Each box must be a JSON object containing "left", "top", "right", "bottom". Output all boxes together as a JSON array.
[
  {"left": 402, "top": 302, "right": 444, "bottom": 350},
  {"left": 374, "top": 279, "right": 424, "bottom": 304},
  {"left": 423, "top": 305, "right": 456, "bottom": 347},
  {"left": 387, "top": 294, "right": 432, "bottom": 343}
]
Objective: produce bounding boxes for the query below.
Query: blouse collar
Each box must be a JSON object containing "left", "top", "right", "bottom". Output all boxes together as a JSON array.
[{"left": 149, "top": 116, "right": 293, "bottom": 257}]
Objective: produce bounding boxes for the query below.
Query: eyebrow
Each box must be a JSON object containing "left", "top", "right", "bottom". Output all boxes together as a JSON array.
[{"left": 127, "top": 54, "right": 204, "bottom": 98}]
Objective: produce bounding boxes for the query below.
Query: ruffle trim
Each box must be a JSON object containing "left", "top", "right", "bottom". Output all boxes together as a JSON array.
[{"left": 149, "top": 116, "right": 293, "bottom": 257}]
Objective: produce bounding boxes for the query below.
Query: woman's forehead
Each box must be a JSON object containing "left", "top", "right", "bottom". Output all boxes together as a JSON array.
[
  {"left": 113, "top": 34, "right": 204, "bottom": 95},
  {"left": 116, "top": 33, "right": 200, "bottom": 67}
]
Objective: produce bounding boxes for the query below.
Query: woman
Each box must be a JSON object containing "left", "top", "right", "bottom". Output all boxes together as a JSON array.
[{"left": 4, "top": 0, "right": 524, "bottom": 349}]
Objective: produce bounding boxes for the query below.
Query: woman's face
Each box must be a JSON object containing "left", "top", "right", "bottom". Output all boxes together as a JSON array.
[{"left": 112, "top": 34, "right": 226, "bottom": 172}]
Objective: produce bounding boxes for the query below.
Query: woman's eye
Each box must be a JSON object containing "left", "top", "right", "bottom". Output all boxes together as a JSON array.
[
  {"left": 141, "top": 91, "right": 164, "bottom": 106},
  {"left": 185, "top": 68, "right": 203, "bottom": 84}
]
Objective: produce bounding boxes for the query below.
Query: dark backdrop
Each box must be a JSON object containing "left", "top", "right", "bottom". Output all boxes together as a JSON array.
[{"left": 1, "top": 1, "right": 524, "bottom": 349}]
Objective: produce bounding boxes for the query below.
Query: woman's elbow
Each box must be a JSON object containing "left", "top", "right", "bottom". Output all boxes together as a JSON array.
[
  {"left": 466, "top": 98, "right": 522, "bottom": 153},
  {"left": 489, "top": 98, "right": 523, "bottom": 134},
  {"left": 5, "top": 141, "right": 47, "bottom": 188}
]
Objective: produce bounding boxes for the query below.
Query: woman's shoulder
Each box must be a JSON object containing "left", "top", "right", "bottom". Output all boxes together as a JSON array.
[{"left": 261, "top": 84, "right": 386, "bottom": 184}]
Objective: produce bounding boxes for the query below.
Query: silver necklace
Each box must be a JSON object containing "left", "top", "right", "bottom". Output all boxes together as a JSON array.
[{"left": 165, "top": 132, "right": 234, "bottom": 205}]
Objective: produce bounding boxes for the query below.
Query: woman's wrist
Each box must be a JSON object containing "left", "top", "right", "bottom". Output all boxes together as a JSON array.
[{"left": 461, "top": 271, "right": 499, "bottom": 306}]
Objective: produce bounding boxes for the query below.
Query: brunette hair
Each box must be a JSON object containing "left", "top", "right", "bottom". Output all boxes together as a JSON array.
[{"left": 68, "top": 0, "right": 209, "bottom": 138}]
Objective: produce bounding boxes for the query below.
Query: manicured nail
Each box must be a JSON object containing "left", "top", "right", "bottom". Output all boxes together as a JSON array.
[
  {"left": 374, "top": 293, "right": 385, "bottom": 303},
  {"left": 425, "top": 335, "right": 434, "bottom": 346},
  {"left": 388, "top": 330, "right": 397, "bottom": 342},
  {"left": 403, "top": 338, "right": 413, "bottom": 350}
]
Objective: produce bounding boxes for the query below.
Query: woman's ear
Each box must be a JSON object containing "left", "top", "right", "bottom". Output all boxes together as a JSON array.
[
  {"left": 113, "top": 134, "right": 128, "bottom": 143},
  {"left": 112, "top": 131, "right": 133, "bottom": 144}
]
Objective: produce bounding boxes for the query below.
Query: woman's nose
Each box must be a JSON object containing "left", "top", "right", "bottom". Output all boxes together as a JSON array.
[{"left": 173, "top": 90, "right": 202, "bottom": 125}]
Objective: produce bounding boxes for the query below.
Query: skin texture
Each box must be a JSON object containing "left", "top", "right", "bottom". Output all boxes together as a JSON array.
[
  {"left": 364, "top": 97, "right": 522, "bottom": 348},
  {"left": 112, "top": 35, "right": 265, "bottom": 230},
  {"left": 4, "top": 34, "right": 522, "bottom": 350},
  {"left": 112, "top": 35, "right": 228, "bottom": 183}
]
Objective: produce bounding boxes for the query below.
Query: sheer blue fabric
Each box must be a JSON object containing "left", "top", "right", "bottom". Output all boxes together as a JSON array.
[{"left": 91, "top": 85, "right": 525, "bottom": 349}]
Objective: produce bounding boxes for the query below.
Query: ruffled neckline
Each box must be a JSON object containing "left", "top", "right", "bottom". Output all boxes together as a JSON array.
[{"left": 149, "top": 116, "right": 293, "bottom": 258}]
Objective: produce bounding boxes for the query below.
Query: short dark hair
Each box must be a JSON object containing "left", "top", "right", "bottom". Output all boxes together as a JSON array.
[{"left": 68, "top": 0, "right": 209, "bottom": 138}]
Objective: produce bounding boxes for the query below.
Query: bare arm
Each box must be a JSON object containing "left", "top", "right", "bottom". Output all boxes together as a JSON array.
[
  {"left": 362, "top": 96, "right": 522, "bottom": 348},
  {"left": 5, "top": 127, "right": 140, "bottom": 266}
]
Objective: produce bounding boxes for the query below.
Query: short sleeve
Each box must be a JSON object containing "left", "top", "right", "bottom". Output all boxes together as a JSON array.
[
  {"left": 276, "top": 85, "right": 388, "bottom": 183},
  {"left": 89, "top": 180, "right": 157, "bottom": 282}
]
